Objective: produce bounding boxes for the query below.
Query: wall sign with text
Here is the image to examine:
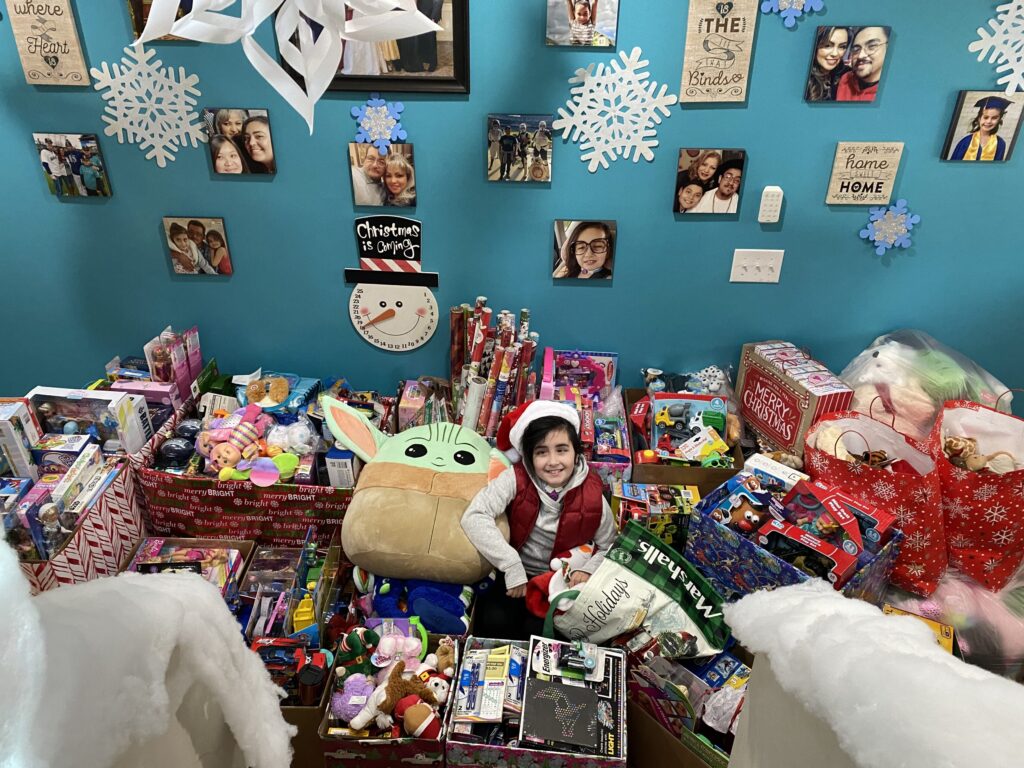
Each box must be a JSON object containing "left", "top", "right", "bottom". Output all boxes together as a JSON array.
[
  {"left": 826, "top": 142, "right": 904, "bottom": 205},
  {"left": 679, "top": 0, "right": 758, "bottom": 103},
  {"left": 5, "top": 0, "right": 90, "bottom": 85}
]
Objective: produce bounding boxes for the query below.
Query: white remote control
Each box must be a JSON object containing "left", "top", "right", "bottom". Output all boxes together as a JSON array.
[{"left": 758, "top": 186, "right": 784, "bottom": 223}]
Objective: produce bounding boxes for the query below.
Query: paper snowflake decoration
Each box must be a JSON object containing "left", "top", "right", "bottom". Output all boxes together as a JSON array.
[
  {"left": 969, "top": 1, "right": 1024, "bottom": 94},
  {"left": 553, "top": 47, "right": 677, "bottom": 173},
  {"left": 859, "top": 199, "right": 921, "bottom": 256},
  {"left": 352, "top": 93, "right": 407, "bottom": 155},
  {"left": 760, "top": 0, "right": 824, "bottom": 29},
  {"left": 91, "top": 45, "right": 205, "bottom": 168}
]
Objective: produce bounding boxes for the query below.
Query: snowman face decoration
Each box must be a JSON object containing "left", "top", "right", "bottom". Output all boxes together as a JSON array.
[{"left": 349, "top": 283, "right": 438, "bottom": 351}]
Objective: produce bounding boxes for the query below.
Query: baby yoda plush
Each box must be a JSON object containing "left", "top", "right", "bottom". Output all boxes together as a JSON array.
[{"left": 324, "top": 397, "right": 510, "bottom": 584}]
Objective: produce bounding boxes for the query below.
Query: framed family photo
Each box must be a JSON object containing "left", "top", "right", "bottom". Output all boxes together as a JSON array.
[
  {"left": 545, "top": 0, "right": 619, "bottom": 47},
  {"left": 202, "top": 108, "right": 276, "bottom": 175},
  {"left": 348, "top": 143, "right": 417, "bottom": 208},
  {"left": 284, "top": 0, "right": 469, "bottom": 94},
  {"left": 34, "top": 133, "right": 112, "bottom": 198},
  {"left": 674, "top": 149, "right": 746, "bottom": 214},
  {"left": 553, "top": 220, "right": 616, "bottom": 280},
  {"left": 486, "top": 114, "right": 553, "bottom": 182},
  {"left": 942, "top": 91, "right": 1022, "bottom": 163},
  {"left": 804, "top": 25, "right": 892, "bottom": 103},
  {"left": 163, "top": 217, "right": 233, "bottom": 276}
]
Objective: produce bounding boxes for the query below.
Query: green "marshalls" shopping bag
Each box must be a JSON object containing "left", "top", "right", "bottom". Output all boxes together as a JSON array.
[{"left": 549, "top": 521, "right": 730, "bottom": 657}]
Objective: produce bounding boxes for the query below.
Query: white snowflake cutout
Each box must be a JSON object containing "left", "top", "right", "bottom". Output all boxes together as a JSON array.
[
  {"left": 969, "top": 2, "right": 1024, "bottom": 94},
  {"left": 91, "top": 45, "right": 205, "bottom": 167},
  {"left": 553, "top": 47, "right": 677, "bottom": 173}
]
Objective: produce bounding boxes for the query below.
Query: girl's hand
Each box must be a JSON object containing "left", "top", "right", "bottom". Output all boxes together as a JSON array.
[
  {"left": 569, "top": 571, "right": 591, "bottom": 588},
  {"left": 506, "top": 584, "right": 526, "bottom": 598}
]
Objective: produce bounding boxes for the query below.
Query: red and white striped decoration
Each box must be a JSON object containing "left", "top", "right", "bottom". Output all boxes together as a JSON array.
[{"left": 359, "top": 257, "right": 422, "bottom": 273}]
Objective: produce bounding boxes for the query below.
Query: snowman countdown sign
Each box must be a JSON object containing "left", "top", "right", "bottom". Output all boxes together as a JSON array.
[{"left": 345, "top": 216, "right": 438, "bottom": 352}]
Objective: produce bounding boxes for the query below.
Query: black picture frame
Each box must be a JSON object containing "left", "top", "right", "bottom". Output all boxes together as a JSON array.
[{"left": 283, "top": 0, "right": 469, "bottom": 95}]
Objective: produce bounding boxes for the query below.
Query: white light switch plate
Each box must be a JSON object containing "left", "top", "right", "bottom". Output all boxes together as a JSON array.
[{"left": 730, "top": 249, "right": 784, "bottom": 283}]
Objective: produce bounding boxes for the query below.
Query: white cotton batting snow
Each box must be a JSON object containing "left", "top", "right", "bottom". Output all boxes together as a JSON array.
[
  {"left": 724, "top": 581, "right": 1024, "bottom": 768},
  {"left": 0, "top": 540, "right": 294, "bottom": 768}
]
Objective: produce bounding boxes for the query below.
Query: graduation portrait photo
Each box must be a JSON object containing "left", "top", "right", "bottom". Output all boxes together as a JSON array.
[{"left": 942, "top": 91, "right": 1023, "bottom": 163}]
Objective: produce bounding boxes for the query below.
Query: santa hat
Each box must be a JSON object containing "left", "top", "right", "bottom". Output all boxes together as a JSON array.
[
  {"left": 497, "top": 400, "right": 581, "bottom": 463},
  {"left": 525, "top": 570, "right": 556, "bottom": 618}
]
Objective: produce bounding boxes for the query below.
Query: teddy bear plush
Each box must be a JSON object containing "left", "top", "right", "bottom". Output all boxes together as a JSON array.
[{"left": 524, "top": 542, "right": 596, "bottom": 618}]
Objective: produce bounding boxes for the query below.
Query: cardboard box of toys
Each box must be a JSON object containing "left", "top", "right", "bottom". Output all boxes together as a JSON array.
[
  {"left": 27, "top": 385, "right": 154, "bottom": 455},
  {"left": 684, "top": 472, "right": 902, "bottom": 605},
  {"left": 446, "top": 636, "right": 627, "bottom": 768},
  {"left": 611, "top": 482, "right": 700, "bottom": 549},
  {"left": 18, "top": 461, "right": 144, "bottom": 594},
  {"left": 133, "top": 402, "right": 351, "bottom": 546},
  {"left": 320, "top": 631, "right": 461, "bottom": 768},
  {"left": 734, "top": 341, "right": 853, "bottom": 456},
  {"left": 624, "top": 388, "right": 743, "bottom": 495}
]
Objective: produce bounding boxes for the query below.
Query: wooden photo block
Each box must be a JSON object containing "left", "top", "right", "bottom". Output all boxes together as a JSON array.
[
  {"left": 679, "top": 0, "right": 758, "bottom": 104},
  {"left": 5, "top": 0, "right": 90, "bottom": 85},
  {"left": 825, "top": 142, "right": 904, "bottom": 205}
]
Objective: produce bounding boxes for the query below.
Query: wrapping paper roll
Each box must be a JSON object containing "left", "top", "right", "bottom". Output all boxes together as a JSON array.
[{"left": 461, "top": 376, "right": 488, "bottom": 430}]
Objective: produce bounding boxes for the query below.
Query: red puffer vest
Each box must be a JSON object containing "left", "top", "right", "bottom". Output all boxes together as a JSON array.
[{"left": 508, "top": 462, "right": 604, "bottom": 556}]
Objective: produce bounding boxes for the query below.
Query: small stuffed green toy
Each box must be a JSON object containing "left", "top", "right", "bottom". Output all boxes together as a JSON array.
[{"left": 335, "top": 627, "right": 381, "bottom": 681}]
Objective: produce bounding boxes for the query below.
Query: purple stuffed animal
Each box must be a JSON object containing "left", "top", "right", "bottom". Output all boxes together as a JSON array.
[{"left": 330, "top": 673, "right": 375, "bottom": 723}]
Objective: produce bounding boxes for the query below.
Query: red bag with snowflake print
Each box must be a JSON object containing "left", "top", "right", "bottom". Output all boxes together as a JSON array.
[
  {"left": 804, "top": 412, "right": 945, "bottom": 596},
  {"left": 928, "top": 400, "right": 1024, "bottom": 591}
]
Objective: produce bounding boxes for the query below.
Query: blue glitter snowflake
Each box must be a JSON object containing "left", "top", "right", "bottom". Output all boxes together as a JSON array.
[
  {"left": 760, "top": 0, "right": 824, "bottom": 29},
  {"left": 351, "top": 93, "right": 407, "bottom": 154},
  {"left": 859, "top": 199, "right": 921, "bottom": 256}
]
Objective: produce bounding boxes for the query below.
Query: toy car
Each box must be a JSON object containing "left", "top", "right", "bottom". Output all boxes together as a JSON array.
[{"left": 655, "top": 404, "right": 691, "bottom": 431}]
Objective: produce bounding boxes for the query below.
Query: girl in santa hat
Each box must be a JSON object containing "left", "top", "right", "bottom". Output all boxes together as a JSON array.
[{"left": 461, "top": 400, "right": 618, "bottom": 639}]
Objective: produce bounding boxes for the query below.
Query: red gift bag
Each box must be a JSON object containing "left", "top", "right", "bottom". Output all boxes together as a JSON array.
[
  {"left": 805, "top": 412, "right": 945, "bottom": 595},
  {"left": 928, "top": 401, "right": 1024, "bottom": 591}
]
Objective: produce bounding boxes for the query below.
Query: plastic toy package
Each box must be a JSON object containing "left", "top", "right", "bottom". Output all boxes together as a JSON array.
[
  {"left": 841, "top": 329, "right": 1011, "bottom": 442},
  {"left": 641, "top": 364, "right": 745, "bottom": 447}
]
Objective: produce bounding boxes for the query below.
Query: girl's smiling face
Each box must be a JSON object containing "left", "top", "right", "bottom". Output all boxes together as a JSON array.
[
  {"left": 979, "top": 107, "right": 1002, "bottom": 134},
  {"left": 386, "top": 167, "right": 409, "bottom": 195},
  {"left": 816, "top": 29, "right": 849, "bottom": 72},
  {"left": 214, "top": 142, "right": 243, "bottom": 174},
  {"left": 573, "top": 225, "right": 608, "bottom": 275},
  {"left": 697, "top": 155, "right": 719, "bottom": 181},
  {"left": 574, "top": 2, "right": 591, "bottom": 23}
]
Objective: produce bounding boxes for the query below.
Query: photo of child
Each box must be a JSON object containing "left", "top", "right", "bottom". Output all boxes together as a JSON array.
[
  {"left": 674, "top": 149, "right": 746, "bottom": 215},
  {"left": 552, "top": 220, "right": 616, "bottom": 280},
  {"left": 942, "top": 91, "right": 1023, "bottom": 163},
  {"left": 202, "top": 109, "right": 276, "bottom": 175},
  {"left": 546, "top": 0, "right": 619, "bottom": 47},
  {"left": 348, "top": 143, "right": 417, "bottom": 207},
  {"left": 33, "top": 133, "right": 112, "bottom": 198},
  {"left": 487, "top": 114, "right": 553, "bottom": 183},
  {"left": 804, "top": 25, "right": 892, "bottom": 103},
  {"left": 127, "top": 0, "right": 193, "bottom": 39},
  {"left": 162, "top": 217, "right": 233, "bottom": 276}
]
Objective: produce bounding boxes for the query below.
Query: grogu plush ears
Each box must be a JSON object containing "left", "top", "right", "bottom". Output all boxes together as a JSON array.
[{"left": 323, "top": 396, "right": 508, "bottom": 480}]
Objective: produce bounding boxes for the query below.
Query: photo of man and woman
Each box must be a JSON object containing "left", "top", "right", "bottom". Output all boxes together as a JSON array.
[
  {"left": 674, "top": 149, "right": 746, "bottom": 215},
  {"left": 348, "top": 143, "right": 417, "bottom": 207},
  {"left": 804, "top": 26, "right": 892, "bottom": 103},
  {"left": 163, "top": 217, "right": 233, "bottom": 276},
  {"left": 487, "top": 114, "right": 553, "bottom": 183},
  {"left": 553, "top": 220, "right": 616, "bottom": 280},
  {"left": 127, "top": 0, "right": 192, "bottom": 39},
  {"left": 942, "top": 91, "right": 1023, "bottom": 163},
  {"left": 34, "top": 133, "right": 111, "bottom": 198},
  {"left": 337, "top": 0, "right": 452, "bottom": 77},
  {"left": 546, "top": 0, "right": 619, "bottom": 47},
  {"left": 202, "top": 109, "right": 276, "bottom": 175}
]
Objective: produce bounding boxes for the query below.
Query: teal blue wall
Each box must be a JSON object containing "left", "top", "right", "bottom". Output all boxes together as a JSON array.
[{"left": 1, "top": 1, "right": 1021, "bottom": 396}]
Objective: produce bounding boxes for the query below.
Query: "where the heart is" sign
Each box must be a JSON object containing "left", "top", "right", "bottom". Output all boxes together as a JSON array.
[{"left": 5, "top": 0, "right": 90, "bottom": 86}]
